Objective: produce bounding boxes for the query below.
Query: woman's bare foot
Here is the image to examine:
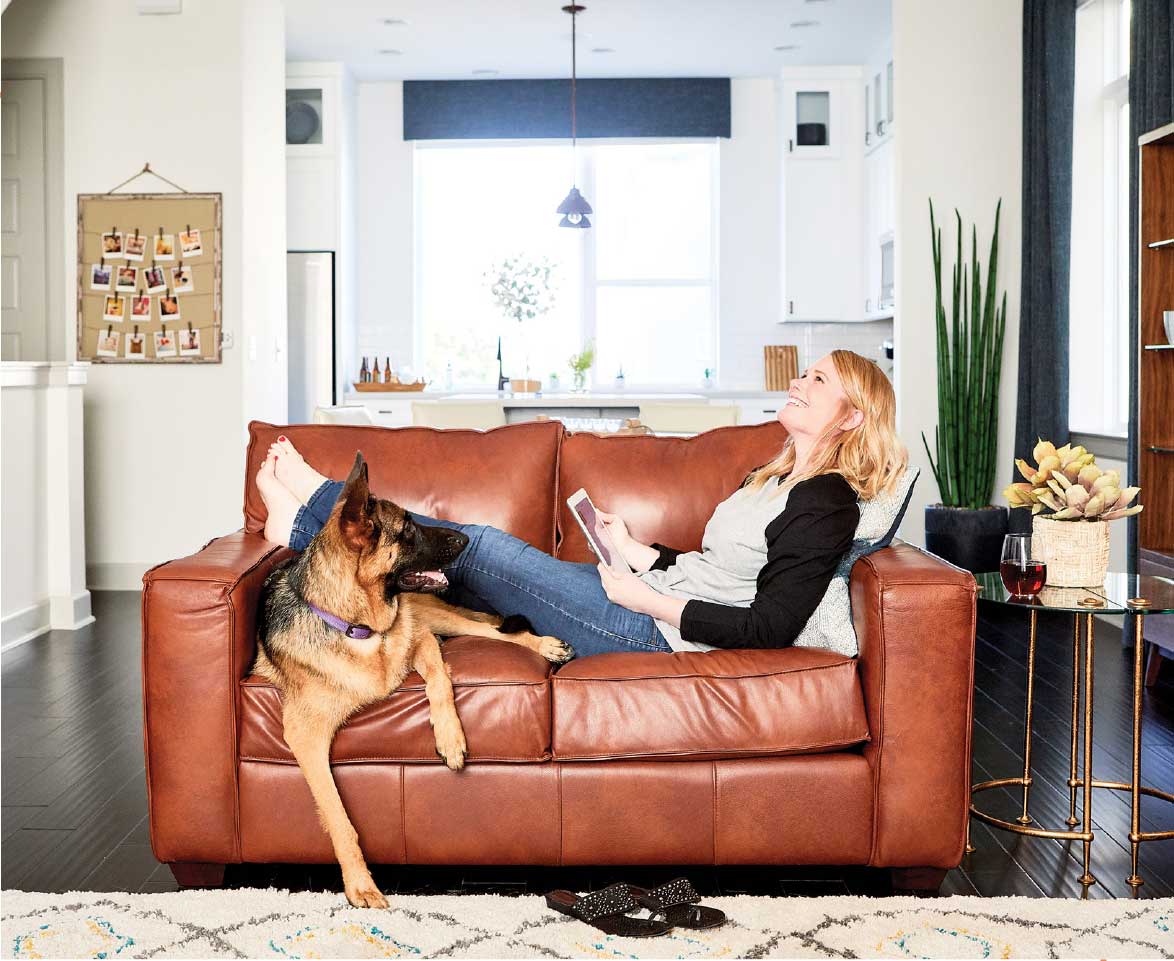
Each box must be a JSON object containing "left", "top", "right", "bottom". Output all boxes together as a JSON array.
[
  {"left": 269, "top": 435, "right": 329, "bottom": 504},
  {"left": 256, "top": 450, "right": 301, "bottom": 547}
]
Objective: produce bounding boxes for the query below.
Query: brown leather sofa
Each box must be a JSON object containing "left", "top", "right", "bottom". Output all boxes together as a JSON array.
[{"left": 141, "top": 418, "right": 977, "bottom": 893}]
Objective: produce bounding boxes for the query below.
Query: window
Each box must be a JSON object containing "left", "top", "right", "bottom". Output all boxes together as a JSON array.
[
  {"left": 1069, "top": 0, "right": 1130, "bottom": 437},
  {"left": 414, "top": 141, "right": 718, "bottom": 389}
]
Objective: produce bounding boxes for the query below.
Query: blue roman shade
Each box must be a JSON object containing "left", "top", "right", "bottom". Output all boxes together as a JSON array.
[{"left": 403, "top": 78, "right": 731, "bottom": 140}]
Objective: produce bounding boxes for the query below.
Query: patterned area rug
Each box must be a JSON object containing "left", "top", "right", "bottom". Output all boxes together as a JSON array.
[{"left": 2, "top": 889, "right": 1172, "bottom": 959}]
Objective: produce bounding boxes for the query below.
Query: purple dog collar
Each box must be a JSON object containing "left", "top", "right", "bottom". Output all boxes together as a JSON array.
[{"left": 308, "top": 602, "right": 373, "bottom": 639}]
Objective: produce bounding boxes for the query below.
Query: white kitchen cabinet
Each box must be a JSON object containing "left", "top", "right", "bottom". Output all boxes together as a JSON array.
[
  {"left": 779, "top": 68, "right": 866, "bottom": 323},
  {"left": 863, "top": 138, "right": 895, "bottom": 316},
  {"left": 736, "top": 398, "right": 785, "bottom": 426}
]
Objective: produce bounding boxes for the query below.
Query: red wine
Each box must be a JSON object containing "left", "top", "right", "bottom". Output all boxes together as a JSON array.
[{"left": 1000, "top": 560, "right": 1047, "bottom": 596}]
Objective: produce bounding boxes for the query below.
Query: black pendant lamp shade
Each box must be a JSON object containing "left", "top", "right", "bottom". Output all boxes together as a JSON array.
[
  {"left": 557, "top": 186, "right": 592, "bottom": 228},
  {"left": 558, "top": 3, "right": 592, "bottom": 228}
]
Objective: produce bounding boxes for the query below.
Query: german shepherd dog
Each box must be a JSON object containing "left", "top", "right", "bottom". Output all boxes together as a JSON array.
[{"left": 254, "top": 452, "right": 574, "bottom": 908}]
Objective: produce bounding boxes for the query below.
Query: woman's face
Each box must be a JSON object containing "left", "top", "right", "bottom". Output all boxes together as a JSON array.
[{"left": 778, "top": 353, "right": 861, "bottom": 439}]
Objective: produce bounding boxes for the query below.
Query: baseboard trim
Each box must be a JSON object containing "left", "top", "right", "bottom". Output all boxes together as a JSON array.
[
  {"left": 2, "top": 601, "right": 50, "bottom": 652},
  {"left": 87, "top": 562, "right": 150, "bottom": 592}
]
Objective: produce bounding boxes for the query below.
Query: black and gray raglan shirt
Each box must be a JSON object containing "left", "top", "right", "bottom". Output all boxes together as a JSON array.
[{"left": 635, "top": 471, "right": 859, "bottom": 652}]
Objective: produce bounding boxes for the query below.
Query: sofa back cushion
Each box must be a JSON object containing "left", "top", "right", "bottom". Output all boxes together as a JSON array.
[
  {"left": 244, "top": 419, "right": 564, "bottom": 553},
  {"left": 555, "top": 421, "right": 788, "bottom": 561}
]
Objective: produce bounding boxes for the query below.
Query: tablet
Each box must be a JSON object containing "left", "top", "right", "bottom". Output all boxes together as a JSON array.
[{"left": 566, "top": 488, "right": 632, "bottom": 573}]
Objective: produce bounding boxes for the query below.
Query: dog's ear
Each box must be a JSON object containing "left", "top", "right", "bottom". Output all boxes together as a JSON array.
[{"left": 338, "top": 452, "right": 373, "bottom": 551}]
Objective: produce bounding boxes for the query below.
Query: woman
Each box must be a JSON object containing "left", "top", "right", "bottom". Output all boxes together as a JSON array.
[{"left": 254, "top": 350, "right": 907, "bottom": 658}]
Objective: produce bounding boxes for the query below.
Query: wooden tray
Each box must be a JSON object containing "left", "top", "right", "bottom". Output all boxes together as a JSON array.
[{"left": 352, "top": 380, "right": 428, "bottom": 392}]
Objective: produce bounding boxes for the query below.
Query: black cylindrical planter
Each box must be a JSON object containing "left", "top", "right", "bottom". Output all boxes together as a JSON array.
[{"left": 924, "top": 505, "right": 1009, "bottom": 574}]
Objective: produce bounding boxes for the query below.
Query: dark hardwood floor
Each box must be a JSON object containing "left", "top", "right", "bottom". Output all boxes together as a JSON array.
[{"left": 3, "top": 591, "right": 1172, "bottom": 899}]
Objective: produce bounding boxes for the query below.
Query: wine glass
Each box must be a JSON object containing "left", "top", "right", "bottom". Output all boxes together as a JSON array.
[{"left": 1000, "top": 534, "right": 1047, "bottom": 598}]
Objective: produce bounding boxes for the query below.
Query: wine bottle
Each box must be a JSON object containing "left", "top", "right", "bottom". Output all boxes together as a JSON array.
[
  {"left": 360, "top": 356, "right": 369, "bottom": 383},
  {"left": 385, "top": 356, "right": 393, "bottom": 384},
  {"left": 373, "top": 356, "right": 382, "bottom": 383}
]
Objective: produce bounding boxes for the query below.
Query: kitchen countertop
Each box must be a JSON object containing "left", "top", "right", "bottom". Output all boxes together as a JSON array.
[{"left": 344, "top": 389, "right": 790, "bottom": 405}]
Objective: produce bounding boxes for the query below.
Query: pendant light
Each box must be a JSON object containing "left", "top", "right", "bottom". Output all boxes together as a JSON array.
[{"left": 557, "top": 3, "right": 592, "bottom": 228}]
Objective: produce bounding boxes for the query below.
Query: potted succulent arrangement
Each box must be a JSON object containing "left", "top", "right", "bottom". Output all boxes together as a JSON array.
[
  {"left": 1004, "top": 440, "right": 1142, "bottom": 586},
  {"left": 921, "top": 199, "right": 1009, "bottom": 573}
]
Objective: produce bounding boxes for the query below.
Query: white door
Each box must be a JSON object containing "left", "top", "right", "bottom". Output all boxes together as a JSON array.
[
  {"left": 287, "top": 252, "right": 334, "bottom": 423},
  {"left": 1, "top": 77, "right": 48, "bottom": 361}
]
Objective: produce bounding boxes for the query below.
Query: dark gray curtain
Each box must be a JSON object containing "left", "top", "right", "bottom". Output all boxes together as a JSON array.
[
  {"left": 1128, "top": 0, "right": 1174, "bottom": 573},
  {"left": 1013, "top": 0, "right": 1076, "bottom": 532}
]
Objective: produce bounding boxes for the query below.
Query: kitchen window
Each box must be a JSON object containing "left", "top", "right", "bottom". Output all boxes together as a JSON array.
[{"left": 414, "top": 140, "right": 718, "bottom": 389}]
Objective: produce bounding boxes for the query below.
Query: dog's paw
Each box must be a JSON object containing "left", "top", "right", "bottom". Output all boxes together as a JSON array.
[
  {"left": 537, "top": 635, "right": 575, "bottom": 663},
  {"left": 433, "top": 722, "right": 468, "bottom": 771},
  {"left": 344, "top": 876, "right": 389, "bottom": 909}
]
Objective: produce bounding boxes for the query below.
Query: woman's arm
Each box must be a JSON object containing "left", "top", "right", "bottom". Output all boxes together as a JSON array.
[{"left": 676, "top": 474, "right": 859, "bottom": 649}]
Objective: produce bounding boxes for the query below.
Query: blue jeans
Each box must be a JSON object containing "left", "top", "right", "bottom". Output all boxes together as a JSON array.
[{"left": 291, "top": 481, "right": 672, "bottom": 658}]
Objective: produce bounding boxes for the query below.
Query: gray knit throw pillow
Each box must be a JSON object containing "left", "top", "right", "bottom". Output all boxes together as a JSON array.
[{"left": 792, "top": 468, "right": 919, "bottom": 657}]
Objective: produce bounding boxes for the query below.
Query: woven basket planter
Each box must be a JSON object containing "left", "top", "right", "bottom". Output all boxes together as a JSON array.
[{"left": 1031, "top": 516, "right": 1110, "bottom": 587}]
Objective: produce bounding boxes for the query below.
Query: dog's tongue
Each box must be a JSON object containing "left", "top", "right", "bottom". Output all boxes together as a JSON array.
[{"left": 401, "top": 570, "right": 449, "bottom": 589}]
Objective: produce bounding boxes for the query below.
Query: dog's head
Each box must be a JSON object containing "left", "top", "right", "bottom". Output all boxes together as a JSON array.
[{"left": 334, "top": 451, "right": 469, "bottom": 597}]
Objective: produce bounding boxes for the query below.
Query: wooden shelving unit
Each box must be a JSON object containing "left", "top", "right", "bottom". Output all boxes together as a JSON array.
[
  {"left": 1138, "top": 123, "right": 1174, "bottom": 609},
  {"left": 1138, "top": 123, "right": 1174, "bottom": 554}
]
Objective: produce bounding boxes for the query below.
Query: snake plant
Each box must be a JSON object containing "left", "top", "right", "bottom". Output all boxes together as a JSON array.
[{"left": 921, "top": 199, "right": 1008, "bottom": 510}]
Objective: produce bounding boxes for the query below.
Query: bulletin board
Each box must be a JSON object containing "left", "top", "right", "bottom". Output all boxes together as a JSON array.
[{"left": 76, "top": 191, "right": 222, "bottom": 363}]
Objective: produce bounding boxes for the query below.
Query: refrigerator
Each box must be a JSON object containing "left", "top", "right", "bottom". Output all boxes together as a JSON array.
[{"left": 286, "top": 251, "right": 335, "bottom": 424}]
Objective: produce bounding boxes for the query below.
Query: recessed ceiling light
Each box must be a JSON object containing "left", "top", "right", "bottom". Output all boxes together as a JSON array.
[
  {"left": 790, "top": 19, "right": 820, "bottom": 27},
  {"left": 472, "top": 68, "right": 499, "bottom": 76},
  {"left": 591, "top": 46, "right": 615, "bottom": 53},
  {"left": 378, "top": 48, "right": 404, "bottom": 55},
  {"left": 773, "top": 44, "right": 800, "bottom": 51},
  {"left": 379, "top": 17, "right": 408, "bottom": 25}
]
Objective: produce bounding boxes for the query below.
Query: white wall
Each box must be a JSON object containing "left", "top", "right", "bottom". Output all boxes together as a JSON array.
[
  {"left": 892, "top": 0, "right": 1023, "bottom": 545},
  {"left": 2, "top": 0, "right": 287, "bottom": 588}
]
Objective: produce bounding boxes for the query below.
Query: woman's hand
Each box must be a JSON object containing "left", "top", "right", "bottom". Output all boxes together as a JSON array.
[
  {"left": 595, "top": 509, "right": 631, "bottom": 549},
  {"left": 597, "top": 562, "right": 658, "bottom": 614}
]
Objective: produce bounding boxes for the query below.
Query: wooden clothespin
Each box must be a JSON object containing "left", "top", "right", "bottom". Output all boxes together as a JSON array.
[
  {"left": 158, "top": 226, "right": 164, "bottom": 238},
  {"left": 185, "top": 223, "right": 191, "bottom": 235},
  {"left": 106, "top": 324, "right": 113, "bottom": 337},
  {"left": 134, "top": 227, "right": 140, "bottom": 240},
  {"left": 100, "top": 255, "right": 104, "bottom": 267},
  {"left": 187, "top": 321, "right": 193, "bottom": 334},
  {"left": 134, "top": 324, "right": 139, "bottom": 336}
]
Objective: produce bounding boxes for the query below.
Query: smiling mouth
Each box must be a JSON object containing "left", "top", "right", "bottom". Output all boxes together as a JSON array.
[{"left": 786, "top": 396, "right": 808, "bottom": 407}]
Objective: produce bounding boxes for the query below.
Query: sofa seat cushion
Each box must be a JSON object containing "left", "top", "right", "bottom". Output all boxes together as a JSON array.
[
  {"left": 239, "top": 637, "right": 553, "bottom": 764},
  {"left": 551, "top": 648, "right": 870, "bottom": 761}
]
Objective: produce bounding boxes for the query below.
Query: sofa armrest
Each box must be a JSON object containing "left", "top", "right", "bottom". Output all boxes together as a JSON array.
[
  {"left": 141, "top": 530, "right": 293, "bottom": 864},
  {"left": 850, "top": 541, "right": 977, "bottom": 869}
]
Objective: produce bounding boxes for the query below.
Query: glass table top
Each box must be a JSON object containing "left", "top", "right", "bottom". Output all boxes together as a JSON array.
[{"left": 974, "top": 572, "right": 1174, "bottom": 615}]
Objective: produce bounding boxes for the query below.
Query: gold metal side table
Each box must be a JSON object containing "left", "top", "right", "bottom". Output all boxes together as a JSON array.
[{"left": 970, "top": 572, "right": 1174, "bottom": 889}]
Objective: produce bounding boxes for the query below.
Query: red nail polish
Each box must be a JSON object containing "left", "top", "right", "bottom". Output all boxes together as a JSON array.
[{"left": 278, "top": 435, "right": 286, "bottom": 442}]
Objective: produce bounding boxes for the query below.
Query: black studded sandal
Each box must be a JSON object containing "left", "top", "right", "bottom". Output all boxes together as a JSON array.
[
  {"left": 627, "top": 877, "right": 727, "bottom": 930},
  {"left": 544, "top": 881, "right": 672, "bottom": 938}
]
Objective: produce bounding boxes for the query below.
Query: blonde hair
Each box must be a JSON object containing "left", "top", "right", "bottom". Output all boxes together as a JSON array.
[{"left": 745, "top": 349, "right": 908, "bottom": 501}]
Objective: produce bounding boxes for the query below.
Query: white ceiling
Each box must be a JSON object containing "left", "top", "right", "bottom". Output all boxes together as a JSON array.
[{"left": 284, "top": 0, "right": 892, "bottom": 81}]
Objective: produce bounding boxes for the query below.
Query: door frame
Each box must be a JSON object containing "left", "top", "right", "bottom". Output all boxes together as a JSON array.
[{"left": 1, "top": 58, "right": 64, "bottom": 360}]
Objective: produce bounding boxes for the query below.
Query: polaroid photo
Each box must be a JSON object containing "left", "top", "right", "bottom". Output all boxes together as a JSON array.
[
  {"left": 90, "top": 263, "right": 113, "bottom": 291},
  {"left": 179, "top": 327, "right": 201, "bottom": 356},
  {"left": 179, "top": 228, "right": 203, "bottom": 258},
  {"left": 125, "top": 331, "right": 147, "bottom": 360},
  {"left": 159, "top": 294, "right": 181, "bottom": 323},
  {"left": 144, "top": 266, "right": 168, "bottom": 294},
  {"left": 153, "top": 233, "right": 175, "bottom": 261},
  {"left": 115, "top": 266, "right": 137, "bottom": 293},
  {"left": 124, "top": 233, "right": 147, "bottom": 262},
  {"left": 102, "top": 294, "right": 127, "bottom": 322},
  {"left": 131, "top": 295, "right": 152, "bottom": 321},
  {"left": 153, "top": 330, "right": 178, "bottom": 358},
  {"left": 95, "top": 329, "right": 120, "bottom": 357},
  {"left": 101, "top": 231, "right": 124, "bottom": 259},
  {"left": 171, "top": 264, "right": 194, "bottom": 293}
]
